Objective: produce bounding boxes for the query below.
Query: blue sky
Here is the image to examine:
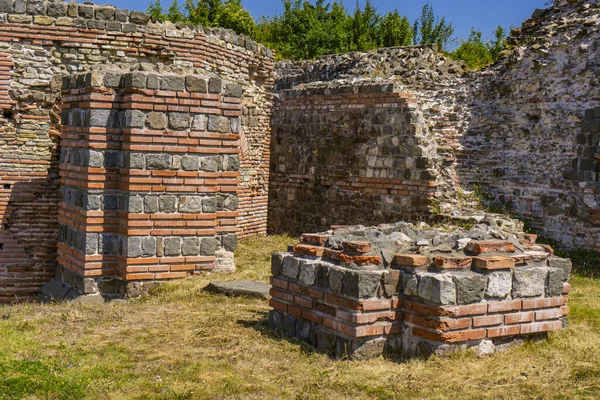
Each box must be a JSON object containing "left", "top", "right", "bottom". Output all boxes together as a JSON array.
[{"left": 88, "top": 0, "right": 549, "bottom": 44}]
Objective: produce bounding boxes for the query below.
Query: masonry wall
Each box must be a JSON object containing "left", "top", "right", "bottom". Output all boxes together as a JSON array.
[
  {"left": 269, "top": 84, "right": 440, "bottom": 235},
  {"left": 0, "top": 0, "right": 273, "bottom": 302}
]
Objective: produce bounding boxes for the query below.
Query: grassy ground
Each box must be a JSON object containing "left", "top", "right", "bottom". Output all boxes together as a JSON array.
[{"left": 1, "top": 235, "right": 600, "bottom": 400}]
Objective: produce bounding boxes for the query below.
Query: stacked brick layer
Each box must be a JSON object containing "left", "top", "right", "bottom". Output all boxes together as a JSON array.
[
  {"left": 0, "top": 0, "right": 274, "bottom": 301},
  {"left": 269, "top": 84, "right": 439, "bottom": 235},
  {"left": 269, "top": 233, "right": 572, "bottom": 359},
  {"left": 57, "top": 71, "right": 240, "bottom": 295}
]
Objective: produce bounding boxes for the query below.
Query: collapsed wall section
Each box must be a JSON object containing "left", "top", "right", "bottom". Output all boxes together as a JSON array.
[
  {"left": 0, "top": 0, "right": 274, "bottom": 301},
  {"left": 269, "top": 83, "right": 440, "bottom": 235}
]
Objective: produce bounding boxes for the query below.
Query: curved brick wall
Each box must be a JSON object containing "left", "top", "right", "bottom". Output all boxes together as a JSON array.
[{"left": 0, "top": 0, "right": 274, "bottom": 301}]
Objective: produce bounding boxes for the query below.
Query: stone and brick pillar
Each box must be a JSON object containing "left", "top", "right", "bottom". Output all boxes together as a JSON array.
[{"left": 55, "top": 70, "right": 241, "bottom": 297}]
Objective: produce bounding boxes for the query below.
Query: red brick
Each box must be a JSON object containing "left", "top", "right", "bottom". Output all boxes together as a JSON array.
[
  {"left": 300, "top": 233, "right": 330, "bottom": 245},
  {"left": 488, "top": 300, "right": 522, "bottom": 313},
  {"left": 288, "top": 282, "right": 309, "bottom": 296},
  {"left": 315, "top": 301, "right": 336, "bottom": 316},
  {"left": 287, "top": 304, "right": 303, "bottom": 318},
  {"left": 355, "top": 324, "right": 386, "bottom": 337},
  {"left": 394, "top": 254, "right": 429, "bottom": 267},
  {"left": 271, "top": 277, "right": 288, "bottom": 290},
  {"left": 308, "top": 288, "right": 324, "bottom": 300},
  {"left": 465, "top": 240, "right": 516, "bottom": 254},
  {"left": 561, "top": 305, "right": 570, "bottom": 316},
  {"left": 523, "top": 234, "right": 538, "bottom": 244},
  {"left": 301, "top": 309, "right": 323, "bottom": 324},
  {"left": 511, "top": 254, "right": 534, "bottom": 265},
  {"left": 339, "top": 253, "right": 382, "bottom": 266},
  {"left": 412, "top": 327, "right": 486, "bottom": 343},
  {"left": 472, "top": 256, "right": 515, "bottom": 270},
  {"left": 269, "top": 298, "right": 288, "bottom": 312},
  {"left": 432, "top": 256, "right": 472, "bottom": 269},
  {"left": 294, "top": 295, "right": 313, "bottom": 309},
  {"left": 270, "top": 288, "right": 294, "bottom": 303},
  {"left": 324, "top": 248, "right": 343, "bottom": 261},
  {"left": 563, "top": 282, "right": 572, "bottom": 294},
  {"left": 522, "top": 297, "right": 563, "bottom": 310},
  {"left": 293, "top": 244, "right": 325, "bottom": 257},
  {"left": 505, "top": 311, "right": 534, "bottom": 324},
  {"left": 535, "top": 308, "right": 563, "bottom": 321},
  {"left": 361, "top": 299, "right": 393, "bottom": 311},
  {"left": 487, "top": 325, "right": 521, "bottom": 338},
  {"left": 342, "top": 241, "right": 372, "bottom": 253},
  {"left": 473, "top": 315, "right": 504, "bottom": 327},
  {"left": 520, "top": 320, "right": 562, "bottom": 334},
  {"left": 406, "top": 313, "right": 472, "bottom": 331}
]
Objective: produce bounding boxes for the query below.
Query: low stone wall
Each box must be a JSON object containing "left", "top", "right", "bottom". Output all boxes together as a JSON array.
[
  {"left": 269, "top": 83, "right": 439, "bottom": 234},
  {"left": 269, "top": 221, "right": 571, "bottom": 359}
]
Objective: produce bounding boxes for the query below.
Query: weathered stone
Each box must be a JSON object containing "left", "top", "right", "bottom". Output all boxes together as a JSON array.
[
  {"left": 0, "top": 0, "right": 12, "bottom": 13},
  {"left": 179, "top": 196, "right": 203, "bottom": 213},
  {"left": 124, "top": 109, "right": 146, "bottom": 128},
  {"left": 343, "top": 270, "right": 381, "bottom": 299},
  {"left": 128, "top": 196, "right": 143, "bottom": 213},
  {"left": 486, "top": 271, "right": 512, "bottom": 299},
  {"left": 181, "top": 237, "right": 200, "bottom": 256},
  {"left": 185, "top": 75, "right": 207, "bottom": 92},
  {"left": 141, "top": 237, "right": 156, "bottom": 257},
  {"left": 95, "top": 6, "right": 114, "bottom": 20},
  {"left": 207, "top": 115, "right": 230, "bottom": 133},
  {"left": 192, "top": 114, "right": 207, "bottom": 131},
  {"left": 161, "top": 75, "right": 185, "bottom": 91},
  {"left": 298, "top": 260, "right": 317, "bottom": 286},
  {"left": 402, "top": 272, "right": 418, "bottom": 296},
  {"left": 453, "top": 273, "right": 487, "bottom": 305},
  {"left": 168, "top": 113, "right": 191, "bottom": 130},
  {"left": 144, "top": 196, "right": 158, "bottom": 213},
  {"left": 205, "top": 280, "right": 271, "bottom": 300},
  {"left": 282, "top": 255, "right": 300, "bottom": 279},
  {"left": 27, "top": 0, "right": 46, "bottom": 15},
  {"left": 418, "top": 273, "right": 456, "bottom": 305},
  {"left": 546, "top": 267, "right": 565, "bottom": 297},
  {"left": 158, "top": 195, "right": 177, "bottom": 213},
  {"left": 208, "top": 77, "right": 222, "bottom": 93},
  {"left": 200, "top": 237, "right": 218, "bottom": 256},
  {"left": 200, "top": 156, "right": 221, "bottom": 171},
  {"left": 126, "top": 237, "right": 142, "bottom": 258},
  {"left": 222, "top": 234, "right": 237, "bottom": 252},
  {"left": 163, "top": 237, "right": 181, "bottom": 256},
  {"left": 146, "top": 154, "right": 171, "bottom": 170},
  {"left": 271, "top": 252, "right": 286, "bottom": 277},
  {"left": 512, "top": 267, "right": 548, "bottom": 298},
  {"left": 128, "top": 153, "right": 145, "bottom": 169},
  {"left": 129, "top": 10, "right": 149, "bottom": 24},
  {"left": 146, "top": 112, "right": 167, "bottom": 130},
  {"left": 548, "top": 256, "right": 572, "bottom": 281},
  {"left": 203, "top": 197, "right": 218, "bottom": 213},
  {"left": 181, "top": 155, "right": 199, "bottom": 171}
]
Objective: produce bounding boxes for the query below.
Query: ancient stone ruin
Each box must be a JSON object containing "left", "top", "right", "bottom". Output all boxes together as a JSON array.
[
  {"left": 268, "top": 217, "right": 572, "bottom": 359},
  {"left": 0, "top": 0, "right": 596, "bottom": 356}
]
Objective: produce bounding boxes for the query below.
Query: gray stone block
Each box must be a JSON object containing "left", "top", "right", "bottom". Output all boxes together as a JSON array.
[
  {"left": 106, "top": 21, "right": 121, "bottom": 31},
  {"left": 179, "top": 196, "right": 203, "bottom": 213},
  {"left": 147, "top": 74, "right": 159, "bottom": 90},
  {"left": 156, "top": 195, "right": 176, "bottom": 213},
  {"left": 205, "top": 280, "right": 271, "bottom": 300},
  {"left": 224, "top": 83, "right": 243, "bottom": 98},
  {"left": 144, "top": 196, "right": 158, "bottom": 213},
  {"left": 546, "top": 267, "right": 564, "bottom": 297},
  {"left": 88, "top": 150, "right": 104, "bottom": 167},
  {"left": 486, "top": 271, "right": 512, "bottom": 299},
  {"left": 207, "top": 115, "right": 230, "bottom": 133},
  {"left": 123, "top": 72, "right": 146, "bottom": 89},
  {"left": 12, "top": 0, "right": 24, "bottom": 13},
  {"left": 402, "top": 272, "right": 418, "bottom": 296},
  {"left": 114, "top": 7, "right": 128, "bottom": 21},
  {"left": 453, "top": 273, "right": 487, "bottom": 305},
  {"left": 200, "top": 237, "right": 218, "bottom": 256},
  {"left": 86, "top": 195, "right": 102, "bottom": 211},
  {"left": 182, "top": 237, "right": 200, "bottom": 256},
  {"left": 168, "top": 112, "right": 191, "bottom": 130},
  {"left": 85, "top": 233, "right": 98, "bottom": 255},
  {"left": 329, "top": 266, "right": 344, "bottom": 294},
  {"left": 230, "top": 117, "right": 241, "bottom": 133},
  {"left": 27, "top": 0, "right": 46, "bottom": 14},
  {"left": 208, "top": 77, "right": 222, "bottom": 93},
  {"left": 192, "top": 115, "right": 207, "bottom": 131},
  {"left": 104, "top": 72, "right": 122, "bottom": 88},
  {"left": 185, "top": 75, "right": 207, "bottom": 92},
  {"left": 298, "top": 260, "right": 317, "bottom": 286},
  {"left": 47, "top": 1, "right": 67, "bottom": 16},
  {"left": 271, "top": 252, "right": 285, "bottom": 277},
  {"left": 181, "top": 155, "right": 199, "bottom": 171},
  {"left": 78, "top": 4, "right": 93, "bottom": 18},
  {"left": 223, "top": 195, "right": 238, "bottom": 211},
  {"left": 146, "top": 154, "right": 171, "bottom": 170},
  {"left": 0, "top": 0, "right": 12, "bottom": 13},
  {"left": 316, "top": 263, "right": 329, "bottom": 289},
  {"left": 124, "top": 109, "right": 146, "bottom": 128},
  {"left": 164, "top": 237, "right": 182, "bottom": 256},
  {"left": 222, "top": 233, "right": 237, "bottom": 252},
  {"left": 128, "top": 196, "right": 143, "bottom": 213},
  {"left": 89, "top": 110, "right": 111, "bottom": 127},
  {"left": 128, "top": 153, "right": 145, "bottom": 169},
  {"left": 141, "top": 237, "right": 156, "bottom": 257},
  {"left": 200, "top": 155, "right": 221, "bottom": 172},
  {"left": 161, "top": 75, "right": 185, "bottom": 91},
  {"left": 129, "top": 11, "right": 149, "bottom": 24},
  {"left": 203, "top": 197, "right": 218, "bottom": 213},
  {"left": 343, "top": 270, "right": 381, "bottom": 299},
  {"left": 282, "top": 255, "right": 300, "bottom": 280},
  {"left": 223, "top": 155, "right": 240, "bottom": 171},
  {"left": 126, "top": 237, "right": 142, "bottom": 258},
  {"left": 548, "top": 256, "right": 572, "bottom": 281},
  {"left": 417, "top": 273, "right": 456, "bottom": 305},
  {"left": 95, "top": 6, "right": 114, "bottom": 20},
  {"left": 512, "top": 267, "right": 548, "bottom": 298}
]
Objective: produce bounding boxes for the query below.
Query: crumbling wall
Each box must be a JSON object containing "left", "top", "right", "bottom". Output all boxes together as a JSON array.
[{"left": 0, "top": 0, "right": 273, "bottom": 301}]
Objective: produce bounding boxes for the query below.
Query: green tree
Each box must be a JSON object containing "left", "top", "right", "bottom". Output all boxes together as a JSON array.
[
  {"left": 167, "top": 0, "right": 185, "bottom": 22},
  {"left": 348, "top": 0, "right": 379, "bottom": 51},
  {"left": 452, "top": 29, "right": 491, "bottom": 69},
  {"left": 214, "top": 0, "right": 257, "bottom": 36},
  {"left": 378, "top": 10, "right": 412, "bottom": 47},
  {"left": 147, "top": 0, "right": 166, "bottom": 20},
  {"left": 185, "top": 0, "right": 221, "bottom": 26},
  {"left": 488, "top": 25, "right": 506, "bottom": 61},
  {"left": 413, "top": 3, "right": 454, "bottom": 51}
]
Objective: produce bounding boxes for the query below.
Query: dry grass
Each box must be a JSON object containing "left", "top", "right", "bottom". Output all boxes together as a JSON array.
[{"left": 1, "top": 235, "right": 600, "bottom": 399}]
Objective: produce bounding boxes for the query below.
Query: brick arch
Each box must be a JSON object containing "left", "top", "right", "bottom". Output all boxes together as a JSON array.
[{"left": 0, "top": 52, "right": 15, "bottom": 110}]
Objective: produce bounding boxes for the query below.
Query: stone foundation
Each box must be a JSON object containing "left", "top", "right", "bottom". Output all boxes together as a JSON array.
[{"left": 269, "top": 220, "right": 571, "bottom": 359}]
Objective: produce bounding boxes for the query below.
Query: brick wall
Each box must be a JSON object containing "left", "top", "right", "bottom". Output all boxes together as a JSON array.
[
  {"left": 0, "top": 0, "right": 273, "bottom": 301},
  {"left": 269, "top": 84, "right": 440, "bottom": 235}
]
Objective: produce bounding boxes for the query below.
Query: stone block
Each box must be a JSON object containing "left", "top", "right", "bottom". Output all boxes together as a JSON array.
[
  {"left": 47, "top": 1, "right": 67, "bottom": 16},
  {"left": 230, "top": 117, "right": 241, "bottom": 133},
  {"left": 129, "top": 10, "right": 149, "bottom": 24},
  {"left": 144, "top": 196, "right": 158, "bottom": 213},
  {"left": 282, "top": 255, "right": 300, "bottom": 280},
  {"left": 224, "top": 83, "right": 243, "bottom": 97},
  {"left": 486, "top": 271, "right": 512, "bottom": 299},
  {"left": 178, "top": 196, "right": 203, "bottom": 213},
  {"left": 223, "top": 155, "right": 240, "bottom": 171},
  {"left": 200, "top": 237, "right": 218, "bottom": 256},
  {"left": 208, "top": 77, "right": 222, "bottom": 93},
  {"left": 123, "top": 72, "right": 147, "bottom": 89},
  {"left": 0, "top": 0, "right": 12, "bottom": 13},
  {"left": 381, "top": 269, "right": 400, "bottom": 297},
  {"left": 168, "top": 112, "right": 191, "bottom": 130},
  {"left": 203, "top": 197, "right": 218, "bottom": 213},
  {"left": 512, "top": 267, "right": 548, "bottom": 298},
  {"left": 161, "top": 75, "right": 185, "bottom": 91},
  {"left": 146, "top": 154, "right": 171, "bottom": 170},
  {"left": 78, "top": 4, "right": 93, "bottom": 19},
  {"left": 141, "top": 237, "right": 156, "bottom": 257},
  {"left": 12, "top": 0, "right": 24, "bottom": 13},
  {"left": 298, "top": 260, "right": 317, "bottom": 286},
  {"left": 222, "top": 234, "right": 237, "bottom": 252},
  {"left": 223, "top": 195, "right": 238, "bottom": 211},
  {"left": 342, "top": 270, "right": 381, "bottom": 299},
  {"left": 192, "top": 115, "right": 207, "bottom": 131},
  {"left": 146, "top": 112, "right": 167, "bottom": 130},
  {"left": 271, "top": 252, "right": 286, "bottom": 277},
  {"left": 208, "top": 115, "right": 230, "bottom": 133},
  {"left": 181, "top": 155, "right": 199, "bottom": 171},
  {"left": 417, "top": 273, "right": 456, "bottom": 305},
  {"left": 128, "top": 196, "right": 143, "bottom": 213},
  {"left": 182, "top": 237, "right": 200, "bottom": 256},
  {"left": 128, "top": 153, "right": 145, "bottom": 169},
  {"left": 164, "top": 237, "right": 182, "bottom": 256},
  {"left": 85, "top": 233, "right": 98, "bottom": 255},
  {"left": 124, "top": 109, "right": 146, "bottom": 128},
  {"left": 147, "top": 74, "right": 159, "bottom": 89},
  {"left": 114, "top": 8, "right": 128, "bottom": 21},
  {"left": 27, "top": 0, "right": 46, "bottom": 15},
  {"left": 95, "top": 6, "right": 114, "bottom": 20},
  {"left": 126, "top": 237, "right": 142, "bottom": 258},
  {"left": 546, "top": 267, "right": 565, "bottom": 297},
  {"left": 548, "top": 256, "right": 572, "bottom": 281},
  {"left": 158, "top": 195, "right": 177, "bottom": 213},
  {"left": 402, "top": 272, "right": 418, "bottom": 296},
  {"left": 88, "top": 150, "right": 104, "bottom": 167},
  {"left": 200, "top": 155, "right": 221, "bottom": 172},
  {"left": 316, "top": 263, "right": 329, "bottom": 288},
  {"left": 89, "top": 109, "right": 112, "bottom": 127},
  {"left": 453, "top": 273, "right": 487, "bottom": 305},
  {"left": 185, "top": 75, "right": 207, "bottom": 92},
  {"left": 328, "top": 266, "right": 344, "bottom": 294}
]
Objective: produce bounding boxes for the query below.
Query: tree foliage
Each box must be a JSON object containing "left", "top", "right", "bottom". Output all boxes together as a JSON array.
[
  {"left": 451, "top": 26, "right": 507, "bottom": 69},
  {"left": 378, "top": 10, "right": 412, "bottom": 48},
  {"left": 412, "top": 4, "right": 454, "bottom": 51}
]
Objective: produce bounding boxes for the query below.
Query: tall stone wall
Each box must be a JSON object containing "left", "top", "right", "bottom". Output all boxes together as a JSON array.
[{"left": 0, "top": 0, "right": 273, "bottom": 302}]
